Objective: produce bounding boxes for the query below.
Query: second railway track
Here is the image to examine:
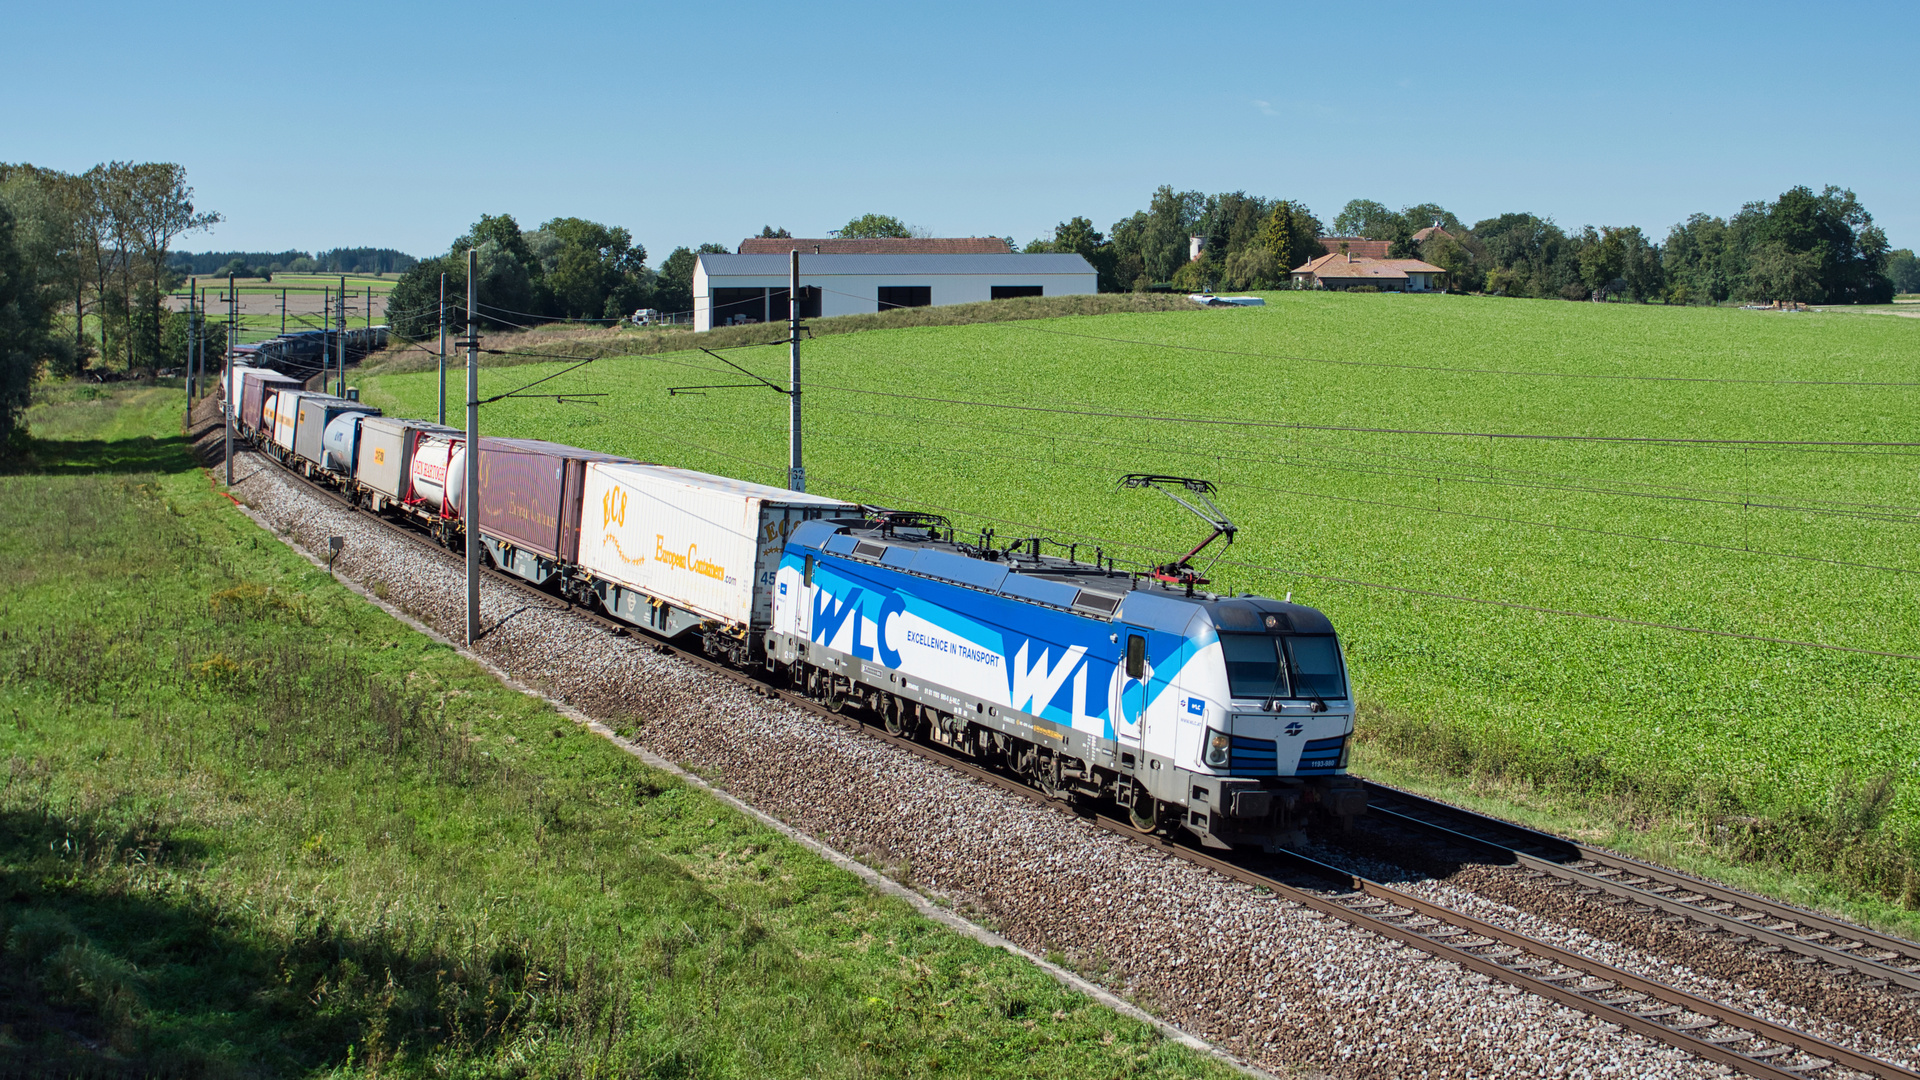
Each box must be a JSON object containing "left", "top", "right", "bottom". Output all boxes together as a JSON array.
[
  {"left": 258, "top": 448, "right": 1919, "bottom": 1080},
  {"left": 1359, "top": 779, "right": 1920, "bottom": 996}
]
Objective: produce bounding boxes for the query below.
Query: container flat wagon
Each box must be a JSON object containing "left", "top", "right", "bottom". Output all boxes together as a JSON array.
[
  {"left": 466, "top": 438, "right": 640, "bottom": 589},
  {"left": 291, "top": 394, "right": 378, "bottom": 477},
  {"left": 575, "top": 462, "right": 863, "bottom": 661}
]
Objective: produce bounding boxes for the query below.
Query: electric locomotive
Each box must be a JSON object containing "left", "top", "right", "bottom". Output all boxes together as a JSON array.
[{"left": 765, "top": 506, "right": 1365, "bottom": 849}]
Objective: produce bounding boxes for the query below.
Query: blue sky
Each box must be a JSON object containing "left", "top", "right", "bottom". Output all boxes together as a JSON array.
[{"left": 4, "top": 0, "right": 1913, "bottom": 259}]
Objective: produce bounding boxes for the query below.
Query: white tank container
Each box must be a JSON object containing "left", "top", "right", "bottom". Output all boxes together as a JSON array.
[
  {"left": 322, "top": 411, "right": 368, "bottom": 473},
  {"left": 408, "top": 433, "right": 467, "bottom": 517},
  {"left": 353, "top": 417, "right": 461, "bottom": 505},
  {"left": 576, "top": 462, "right": 861, "bottom": 629}
]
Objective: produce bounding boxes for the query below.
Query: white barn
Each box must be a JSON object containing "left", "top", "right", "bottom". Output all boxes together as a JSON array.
[{"left": 692, "top": 253, "right": 1097, "bottom": 331}]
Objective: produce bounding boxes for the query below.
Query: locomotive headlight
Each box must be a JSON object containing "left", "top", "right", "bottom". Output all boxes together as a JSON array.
[{"left": 1204, "top": 729, "right": 1231, "bottom": 768}]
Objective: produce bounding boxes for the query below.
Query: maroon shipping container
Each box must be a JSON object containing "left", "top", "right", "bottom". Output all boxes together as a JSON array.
[
  {"left": 475, "top": 438, "right": 640, "bottom": 563},
  {"left": 241, "top": 371, "right": 302, "bottom": 435}
]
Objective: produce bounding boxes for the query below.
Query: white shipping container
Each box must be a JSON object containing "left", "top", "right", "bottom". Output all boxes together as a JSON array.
[
  {"left": 222, "top": 363, "right": 256, "bottom": 410},
  {"left": 266, "top": 390, "right": 303, "bottom": 452},
  {"left": 577, "top": 463, "right": 860, "bottom": 629}
]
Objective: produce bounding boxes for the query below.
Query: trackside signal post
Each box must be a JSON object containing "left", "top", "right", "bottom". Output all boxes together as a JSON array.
[
  {"left": 463, "top": 248, "right": 481, "bottom": 645},
  {"left": 185, "top": 277, "right": 197, "bottom": 407}
]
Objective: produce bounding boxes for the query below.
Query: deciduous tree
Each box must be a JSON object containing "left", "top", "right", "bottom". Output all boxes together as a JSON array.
[
  {"left": 1332, "top": 198, "right": 1395, "bottom": 238},
  {"left": 1888, "top": 249, "right": 1920, "bottom": 294},
  {"left": 832, "top": 214, "right": 914, "bottom": 239},
  {"left": 0, "top": 202, "right": 56, "bottom": 453}
]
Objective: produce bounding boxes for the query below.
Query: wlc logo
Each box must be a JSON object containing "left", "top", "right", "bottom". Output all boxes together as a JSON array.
[{"left": 602, "top": 486, "right": 626, "bottom": 529}]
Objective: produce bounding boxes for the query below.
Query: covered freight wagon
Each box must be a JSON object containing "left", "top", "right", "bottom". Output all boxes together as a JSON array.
[
  {"left": 468, "top": 438, "right": 639, "bottom": 586},
  {"left": 576, "top": 463, "right": 862, "bottom": 651}
]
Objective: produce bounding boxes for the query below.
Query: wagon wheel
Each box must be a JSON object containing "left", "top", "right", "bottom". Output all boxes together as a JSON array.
[
  {"left": 882, "top": 695, "right": 908, "bottom": 738},
  {"left": 822, "top": 677, "right": 848, "bottom": 713},
  {"left": 1127, "top": 794, "right": 1165, "bottom": 836}
]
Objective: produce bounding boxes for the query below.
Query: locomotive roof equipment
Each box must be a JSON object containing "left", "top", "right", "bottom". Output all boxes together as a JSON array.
[{"left": 1119, "top": 474, "right": 1238, "bottom": 592}]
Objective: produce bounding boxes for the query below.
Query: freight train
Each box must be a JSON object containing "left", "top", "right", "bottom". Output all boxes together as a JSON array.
[
  {"left": 235, "top": 326, "right": 390, "bottom": 380},
  {"left": 220, "top": 365, "right": 1366, "bottom": 849}
]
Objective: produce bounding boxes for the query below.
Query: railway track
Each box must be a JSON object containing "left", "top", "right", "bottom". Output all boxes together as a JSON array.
[
  {"left": 254, "top": 449, "right": 1918, "bottom": 1080},
  {"left": 1359, "top": 779, "right": 1920, "bottom": 996}
]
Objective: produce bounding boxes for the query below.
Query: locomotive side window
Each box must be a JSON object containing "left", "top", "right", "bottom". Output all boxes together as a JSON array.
[
  {"left": 1284, "top": 636, "right": 1348, "bottom": 699},
  {"left": 1125, "top": 634, "right": 1146, "bottom": 679},
  {"left": 1220, "top": 634, "right": 1288, "bottom": 698},
  {"left": 804, "top": 554, "right": 814, "bottom": 587}
]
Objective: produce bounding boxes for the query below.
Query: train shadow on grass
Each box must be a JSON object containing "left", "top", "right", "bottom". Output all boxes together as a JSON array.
[{"left": 1, "top": 434, "right": 199, "bottom": 477}]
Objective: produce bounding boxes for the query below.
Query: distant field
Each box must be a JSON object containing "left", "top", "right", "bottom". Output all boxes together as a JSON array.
[
  {"left": 173, "top": 273, "right": 399, "bottom": 289},
  {"left": 167, "top": 279, "right": 390, "bottom": 337},
  {"left": 362, "top": 291, "right": 1920, "bottom": 917}
]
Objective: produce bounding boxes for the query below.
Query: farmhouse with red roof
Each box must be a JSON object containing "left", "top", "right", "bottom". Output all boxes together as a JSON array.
[{"left": 1290, "top": 249, "right": 1448, "bottom": 292}]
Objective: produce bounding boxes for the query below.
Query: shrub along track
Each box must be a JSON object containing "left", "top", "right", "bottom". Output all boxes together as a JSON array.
[{"left": 193, "top": 404, "right": 1918, "bottom": 1079}]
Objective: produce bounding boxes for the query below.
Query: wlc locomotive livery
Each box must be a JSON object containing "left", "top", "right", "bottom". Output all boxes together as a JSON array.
[
  {"left": 219, "top": 368, "right": 1365, "bottom": 848},
  {"left": 768, "top": 516, "right": 1363, "bottom": 848}
]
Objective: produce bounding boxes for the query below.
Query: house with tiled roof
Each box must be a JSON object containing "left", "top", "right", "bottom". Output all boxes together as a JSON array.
[{"left": 1290, "top": 251, "right": 1448, "bottom": 292}]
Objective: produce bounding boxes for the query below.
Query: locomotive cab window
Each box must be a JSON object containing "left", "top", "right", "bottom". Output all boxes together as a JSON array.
[
  {"left": 1218, "top": 634, "right": 1349, "bottom": 701},
  {"left": 1285, "top": 635, "right": 1347, "bottom": 699},
  {"left": 1220, "top": 634, "right": 1287, "bottom": 699},
  {"left": 1125, "top": 634, "right": 1146, "bottom": 679},
  {"left": 803, "top": 554, "right": 814, "bottom": 587}
]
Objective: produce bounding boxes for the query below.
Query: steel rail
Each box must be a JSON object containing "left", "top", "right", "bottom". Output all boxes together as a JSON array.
[
  {"left": 240, "top": 444, "right": 1916, "bottom": 1080},
  {"left": 1358, "top": 779, "right": 1920, "bottom": 993}
]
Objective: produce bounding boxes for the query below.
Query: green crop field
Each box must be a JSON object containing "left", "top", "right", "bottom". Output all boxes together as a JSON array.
[
  {"left": 0, "top": 384, "right": 1231, "bottom": 1077},
  {"left": 361, "top": 291, "right": 1920, "bottom": 925}
]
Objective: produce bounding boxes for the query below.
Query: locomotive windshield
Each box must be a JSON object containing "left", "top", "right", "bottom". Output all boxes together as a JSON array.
[{"left": 1219, "top": 634, "right": 1348, "bottom": 700}]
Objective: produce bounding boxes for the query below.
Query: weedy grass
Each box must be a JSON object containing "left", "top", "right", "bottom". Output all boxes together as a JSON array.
[
  {"left": 360, "top": 290, "right": 1920, "bottom": 926},
  {"left": 0, "top": 384, "right": 1233, "bottom": 1078}
]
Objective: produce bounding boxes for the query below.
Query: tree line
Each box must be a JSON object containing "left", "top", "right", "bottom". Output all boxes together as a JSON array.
[
  {"left": 0, "top": 161, "right": 220, "bottom": 384},
  {"left": 386, "top": 214, "right": 728, "bottom": 338},
  {"left": 1025, "top": 183, "right": 1904, "bottom": 304},
  {"left": 167, "top": 247, "right": 419, "bottom": 279}
]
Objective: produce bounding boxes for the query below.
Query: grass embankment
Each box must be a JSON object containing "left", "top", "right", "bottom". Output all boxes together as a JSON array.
[
  {"left": 357, "top": 292, "right": 1207, "bottom": 377},
  {"left": 361, "top": 291, "right": 1920, "bottom": 933},
  {"left": 0, "top": 384, "right": 1230, "bottom": 1078}
]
